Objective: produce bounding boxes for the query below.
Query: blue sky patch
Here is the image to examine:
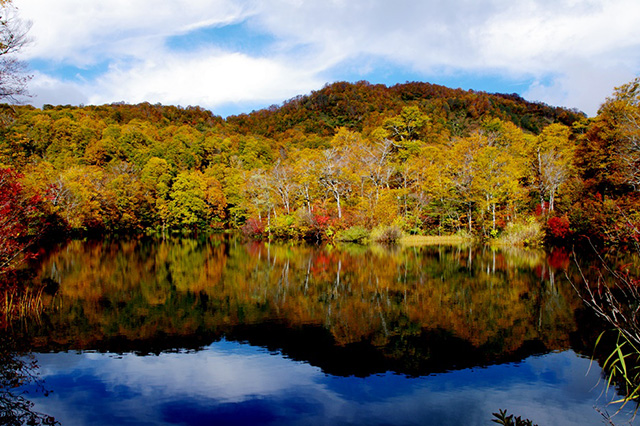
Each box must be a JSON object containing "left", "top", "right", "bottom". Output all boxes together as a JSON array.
[{"left": 165, "top": 22, "right": 277, "bottom": 57}]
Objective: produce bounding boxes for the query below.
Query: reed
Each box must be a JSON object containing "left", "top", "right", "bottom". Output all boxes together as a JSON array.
[{"left": 0, "top": 286, "right": 45, "bottom": 325}]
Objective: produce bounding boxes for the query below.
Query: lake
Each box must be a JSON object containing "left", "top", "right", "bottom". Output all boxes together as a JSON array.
[{"left": 2, "top": 235, "right": 638, "bottom": 425}]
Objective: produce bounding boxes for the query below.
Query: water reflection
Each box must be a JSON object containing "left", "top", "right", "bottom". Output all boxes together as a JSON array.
[
  {"left": 7, "top": 236, "right": 637, "bottom": 424},
  {"left": 19, "top": 342, "right": 632, "bottom": 426},
  {"left": 26, "top": 236, "right": 588, "bottom": 375},
  {"left": 0, "top": 336, "right": 58, "bottom": 425}
]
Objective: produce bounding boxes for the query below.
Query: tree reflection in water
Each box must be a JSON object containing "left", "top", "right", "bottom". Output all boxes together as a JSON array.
[
  {"left": 4, "top": 235, "right": 636, "bottom": 425},
  {"left": 18, "top": 235, "right": 599, "bottom": 375}
]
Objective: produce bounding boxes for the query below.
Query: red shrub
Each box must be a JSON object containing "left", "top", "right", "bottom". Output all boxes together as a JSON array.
[
  {"left": 547, "top": 215, "right": 571, "bottom": 240},
  {"left": 241, "top": 217, "right": 264, "bottom": 239}
]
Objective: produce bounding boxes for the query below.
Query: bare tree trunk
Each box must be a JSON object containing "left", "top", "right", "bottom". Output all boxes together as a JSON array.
[{"left": 492, "top": 203, "right": 496, "bottom": 231}]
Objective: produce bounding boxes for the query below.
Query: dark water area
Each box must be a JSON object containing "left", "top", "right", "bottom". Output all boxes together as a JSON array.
[{"left": 2, "top": 235, "right": 638, "bottom": 425}]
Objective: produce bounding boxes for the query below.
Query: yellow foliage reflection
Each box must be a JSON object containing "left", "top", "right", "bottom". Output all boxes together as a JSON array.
[{"left": 34, "top": 236, "right": 585, "bottom": 363}]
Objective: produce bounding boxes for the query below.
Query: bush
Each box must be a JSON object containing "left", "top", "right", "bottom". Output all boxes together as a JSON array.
[
  {"left": 240, "top": 218, "right": 264, "bottom": 239},
  {"left": 295, "top": 209, "right": 333, "bottom": 241},
  {"left": 494, "top": 218, "right": 544, "bottom": 247},
  {"left": 546, "top": 215, "right": 571, "bottom": 240},
  {"left": 371, "top": 225, "right": 402, "bottom": 244},
  {"left": 335, "top": 226, "right": 369, "bottom": 243},
  {"left": 269, "top": 214, "right": 299, "bottom": 240}
]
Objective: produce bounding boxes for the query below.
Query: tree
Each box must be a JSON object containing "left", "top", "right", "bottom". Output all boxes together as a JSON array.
[
  {"left": 168, "top": 170, "right": 226, "bottom": 228},
  {"left": 50, "top": 166, "right": 105, "bottom": 231},
  {"left": 0, "top": 168, "right": 44, "bottom": 277},
  {"left": 268, "top": 159, "right": 297, "bottom": 215},
  {"left": 446, "top": 134, "right": 484, "bottom": 233},
  {"left": 531, "top": 124, "right": 575, "bottom": 213},
  {"left": 474, "top": 145, "right": 524, "bottom": 232},
  {"left": 141, "top": 157, "right": 173, "bottom": 232},
  {"left": 318, "top": 128, "right": 359, "bottom": 219},
  {"left": 0, "top": 1, "right": 30, "bottom": 101},
  {"left": 598, "top": 78, "right": 640, "bottom": 191},
  {"left": 383, "top": 106, "right": 429, "bottom": 144},
  {"left": 358, "top": 137, "right": 394, "bottom": 215},
  {"left": 168, "top": 171, "right": 208, "bottom": 227},
  {"left": 291, "top": 148, "right": 322, "bottom": 215}
]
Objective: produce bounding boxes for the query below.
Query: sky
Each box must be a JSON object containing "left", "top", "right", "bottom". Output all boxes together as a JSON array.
[{"left": 10, "top": 0, "right": 640, "bottom": 117}]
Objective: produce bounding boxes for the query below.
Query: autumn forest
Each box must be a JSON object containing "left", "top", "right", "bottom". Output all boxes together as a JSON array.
[{"left": 1, "top": 78, "right": 640, "bottom": 277}]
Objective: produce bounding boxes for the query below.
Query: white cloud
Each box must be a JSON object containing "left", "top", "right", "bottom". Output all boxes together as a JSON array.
[
  {"left": 11, "top": 0, "right": 640, "bottom": 116},
  {"left": 86, "top": 50, "right": 323, "bottom": 111},
  {"left": 26, "top": 72, "right": 89, "bottom": 107},
  {"left": 14, "top": 0, "right": 257, "bottom": 64},
  {"left": 248, "top": 0, "right": 640, "bottom": 114},
  {"left": 524, "top": 61, "right": 636, "bottom": 115}
]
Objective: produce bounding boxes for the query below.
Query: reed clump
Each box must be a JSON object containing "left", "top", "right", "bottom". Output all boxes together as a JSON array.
[{"left": 1, "top": 286, "right": 45, "bottom": 325}]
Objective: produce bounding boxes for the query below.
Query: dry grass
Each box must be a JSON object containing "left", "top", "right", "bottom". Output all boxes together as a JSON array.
[
  {"left": 400, "top": 235, "right": 473, "bottom": 246},
  {"left": 1, "top": 286, "right": 45, "bottom": 325}
]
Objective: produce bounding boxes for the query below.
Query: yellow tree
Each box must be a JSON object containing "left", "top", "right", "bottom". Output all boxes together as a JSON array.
[
  {"left": 357, "top": 137, "right": 394, "bottom": 217},
  {"left": 318, "top": 128, "right": 360, "bottom": 219},
  {"left": 597, "top": 77, "right": 640, "bottom": 190},
  {"left": 531, "top": 123, "right": 575, "bottom": 212},
  {"left": 473, "top": 145, "right": 525, "bottom": 232},
  {"left": 446, "top": 134, "right": 484, "bottom": 233},
  {"left": 267, "top": 159, "right": 297, "bottom": 215},
  {"left": 141, "top": 157, "right": 173, "bottom": 232},
  {"left": 291, "top": 148, "right": 323, "bottom": 215},
  {"left": 51, "top": 166, "right": 105, "bottom": 230},
  {"left": 409, "top": 144, "right": 453, "bottom": 232},
  {"left": 383, "top": 106, "right": 429, "bottom": 146},
  {"left": 168, "top": 170, "right": 226, "bottom": 228}
]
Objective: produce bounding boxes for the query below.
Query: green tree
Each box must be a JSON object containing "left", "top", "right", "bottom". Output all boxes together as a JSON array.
[{"left": 168, "top": 170, "right": 226, "bottom": 228}]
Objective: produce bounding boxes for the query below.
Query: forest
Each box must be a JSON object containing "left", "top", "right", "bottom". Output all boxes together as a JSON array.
[{"left": 0, "top": 78, "right": 639, "bottom": 276}]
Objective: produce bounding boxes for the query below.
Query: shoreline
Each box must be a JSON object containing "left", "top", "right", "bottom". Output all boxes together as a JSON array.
[{"left": 399, "top": 235, "right": 473, "bottom": 246}]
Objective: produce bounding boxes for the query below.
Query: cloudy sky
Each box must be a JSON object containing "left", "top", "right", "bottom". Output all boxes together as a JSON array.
[{"left": 11, "top": 0, "right": 640, "bottom": 117}]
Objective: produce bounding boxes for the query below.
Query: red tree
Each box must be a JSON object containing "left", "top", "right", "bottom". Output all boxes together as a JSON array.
[{"left": 0, "top": 168, "right": 46, "bottom": 282}]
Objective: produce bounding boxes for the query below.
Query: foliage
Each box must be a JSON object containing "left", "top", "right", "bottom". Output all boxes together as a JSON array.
[
  {"left": 575, "top": 220, "right": 640, "bottom": 413},
  {"left": 546, "top": 215, "right": 571, "bottom": 241},
  {"left": 0, "top": 78, "right": 636, "bottom": 248},
  {"left": 334, "top": 225, "right": 369, "bottom": 243},
  {"left": 268, "top": 214, "right": 300, "bottom": 240},
  {"left": 241, "top": 218, "right": 265, "bottom": 239},
  {"left": 491, "top": 409, "right": 538, "bottom": 426},
  {"left": 596, "top": 331, "right": 640, "bottom": 411},
  {"left": 0, "top": 336, "right": 59, "bottom": 425},
  {"left": 0, "top": 168, "right": 48, "bottom": 279},
  {"left": 370, "top": 224, "right": 402, "bottom": 244},
  {"left": 493, "top": 218, "right": 544, "bottom": 247}
]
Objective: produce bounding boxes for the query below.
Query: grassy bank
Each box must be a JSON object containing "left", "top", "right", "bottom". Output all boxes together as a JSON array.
[{"left": 399, "top": 235, "right": 473, "bottom": 246}]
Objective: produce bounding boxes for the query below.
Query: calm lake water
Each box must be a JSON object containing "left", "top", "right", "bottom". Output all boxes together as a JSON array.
[{"left": 4, "top": 235, "right": 639, "bottom": 425}]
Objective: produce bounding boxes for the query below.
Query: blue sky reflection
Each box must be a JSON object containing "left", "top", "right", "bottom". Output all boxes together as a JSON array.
[{"left": 22, "top": 341, "right": 636, "bottom": 426}]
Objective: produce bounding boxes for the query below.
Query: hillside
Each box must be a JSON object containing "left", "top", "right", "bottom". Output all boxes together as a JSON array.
[{"left": 227, "top": 81, "right": 584, "bottom": 137}]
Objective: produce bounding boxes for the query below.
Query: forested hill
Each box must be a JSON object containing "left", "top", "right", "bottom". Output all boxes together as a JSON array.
[
  {"left": 0, "top": 77, "right": 638, "bottom": 251},
  {"left": 226, "top": 81, "right": 585, "bottom": 137}
]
